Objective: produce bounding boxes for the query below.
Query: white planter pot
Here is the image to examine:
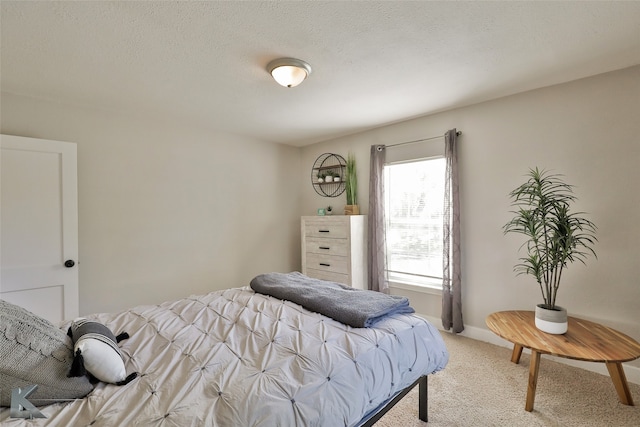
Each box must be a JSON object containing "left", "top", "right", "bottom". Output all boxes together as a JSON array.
[
  {"left": 333, "top": 176, "right": 341, "bottom": 182},
  {"left": 535, "top": 304, "right": 568, "bottom": 334}
]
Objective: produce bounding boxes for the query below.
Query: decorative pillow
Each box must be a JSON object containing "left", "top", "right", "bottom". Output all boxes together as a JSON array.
[
  {"left": 0, "top": 299, "right": 93, "bottom": 407},
  {"left": 67, "top": 319, "right": 137, "bottom": 385}
]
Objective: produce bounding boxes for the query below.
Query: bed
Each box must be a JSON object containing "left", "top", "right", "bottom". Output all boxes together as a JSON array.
[{"left": 1, "top": 276, "right": 448, "bottom": 426}]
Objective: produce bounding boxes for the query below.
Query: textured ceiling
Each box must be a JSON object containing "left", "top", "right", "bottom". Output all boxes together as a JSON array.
[{"left": 1, "top": 1, "right": 639, "bottom": 146}]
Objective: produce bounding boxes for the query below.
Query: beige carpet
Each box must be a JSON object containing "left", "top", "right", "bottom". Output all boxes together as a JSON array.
[{"left": 376, "top": 332, "right": 640, "bottom": 427}]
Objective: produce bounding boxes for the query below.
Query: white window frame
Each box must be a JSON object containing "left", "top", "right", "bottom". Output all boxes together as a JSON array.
[{"left": 384, "top": 155, "right": 444, "bottom": 295}]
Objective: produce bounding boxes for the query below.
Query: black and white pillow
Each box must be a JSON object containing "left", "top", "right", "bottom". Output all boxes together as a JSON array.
[{"left": 67, "top": 319, "right": 137, "bottom": 385}]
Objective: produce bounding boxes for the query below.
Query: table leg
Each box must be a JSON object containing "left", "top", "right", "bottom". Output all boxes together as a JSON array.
[
  {"left": 606, "top": 362, "right": 635, "bottom": 406},
  {"left": 525, "top": 350, "right": 541, "bottom": 412},
  {"left": 511, "top": 344, "right": 523, "bottom": 364}
]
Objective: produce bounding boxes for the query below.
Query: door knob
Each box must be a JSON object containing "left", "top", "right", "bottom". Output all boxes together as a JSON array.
[{"left": 64, "top": 260, "right": 75, "bottom": 268}]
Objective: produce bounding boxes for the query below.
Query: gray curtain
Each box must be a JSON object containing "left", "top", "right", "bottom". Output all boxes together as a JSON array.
[
  {"left": 368, "top": 145, "right": 389, "bottom": 293},
  {"left": 442, "top": 129, "right": 463, "bottom": 333}
]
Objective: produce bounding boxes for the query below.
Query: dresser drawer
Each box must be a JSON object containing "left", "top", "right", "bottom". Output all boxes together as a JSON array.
[
  {"left": 304, "top": 237, "right": 348, "bottom": 256},
  {"left": 301, "top": 215, "right": 367, "bottom": 289},
  {"left": 305, "top": 268, "right": 349, "bottom": 285},
  {"left": 304, "top": 221, "right": 349, "bottom": 239},
  {"left": 305, "top": 252, "right": 348, "bottom": 274}
]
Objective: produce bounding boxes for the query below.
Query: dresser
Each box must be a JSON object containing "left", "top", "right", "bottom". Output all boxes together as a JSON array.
[{"left": 301, "top": 215, "right": 367, "bottom": 289}]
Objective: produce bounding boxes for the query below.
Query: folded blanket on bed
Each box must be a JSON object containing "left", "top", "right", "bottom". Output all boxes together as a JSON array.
[{"left": 250, "top": 272, "right": 415, "bottom": 328}]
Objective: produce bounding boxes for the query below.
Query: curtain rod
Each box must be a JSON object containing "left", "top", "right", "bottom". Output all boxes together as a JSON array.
[{"left": 382, "top": 130, "right": 462, "bottom": 150}]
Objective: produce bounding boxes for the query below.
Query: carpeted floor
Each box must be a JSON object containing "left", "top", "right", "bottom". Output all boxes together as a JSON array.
[{"left": 376, "top": 332, "right": 640, "bottom": 426}]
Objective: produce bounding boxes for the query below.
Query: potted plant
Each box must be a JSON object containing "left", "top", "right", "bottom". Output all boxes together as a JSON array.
[
  {"left": 345, "top": 152, "right": 359, "bottom": 215},
  {"left": 324, "top": 170, "right": 334, "bottom": 182},
  {"left": 333, "top": 173, "right": 341, "bottom": 182},
  {"left": 503, "top": 168, "right": 597, "bottom": 334}
]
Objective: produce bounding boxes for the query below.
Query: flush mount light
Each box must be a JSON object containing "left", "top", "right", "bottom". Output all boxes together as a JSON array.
[{"left": 267, "top": 58, "right": 312, "bottom": 88}]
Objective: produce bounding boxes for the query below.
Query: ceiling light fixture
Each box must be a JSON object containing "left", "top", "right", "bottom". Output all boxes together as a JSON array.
[{"left": 267, "top": 58, "right": 312, "bottom": 88}]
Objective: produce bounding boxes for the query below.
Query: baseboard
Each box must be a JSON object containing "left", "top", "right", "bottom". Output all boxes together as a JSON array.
[{"left": 419, "top": 313, "right": 640, "bottom": 386}]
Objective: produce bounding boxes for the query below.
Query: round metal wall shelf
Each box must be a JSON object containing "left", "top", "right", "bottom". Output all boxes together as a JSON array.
[{"left": 311, "top": 153, "right": 346, "bottom": 197}]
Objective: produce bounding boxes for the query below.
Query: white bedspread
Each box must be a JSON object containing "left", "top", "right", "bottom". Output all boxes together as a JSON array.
[{"left": 0, "top": 287, "right": 448, "bottom": 426}]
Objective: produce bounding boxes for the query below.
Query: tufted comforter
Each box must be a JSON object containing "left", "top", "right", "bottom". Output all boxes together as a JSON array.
[{"left": 0, "top": 286, "right": 448, "bottom": 426}]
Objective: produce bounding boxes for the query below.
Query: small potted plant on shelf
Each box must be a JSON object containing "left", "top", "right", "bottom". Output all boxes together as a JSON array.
[
  {"left": 324, "top": 170, "right": 334, "bottom": 182},
  {"left": 333, "top": 173, "right": 341, "bottom": 182},
  {"left": 345, "top": 152, "right": 359, "bottom": 215},
  {"left": 503, "top": 167, "right": 597, "bottom": 334},
  {"left": 317, "top": 172, "right": 324, "bottom": 183}
]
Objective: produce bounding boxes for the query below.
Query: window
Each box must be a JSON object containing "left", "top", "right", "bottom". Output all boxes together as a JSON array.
[{"left": 384, "top": 157, "right": 445, "bottom": 289}]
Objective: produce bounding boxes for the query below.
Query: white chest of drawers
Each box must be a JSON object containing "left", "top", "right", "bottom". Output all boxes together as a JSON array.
[{"left": 301, "top": 215, "right": 367, "bottom": 289}]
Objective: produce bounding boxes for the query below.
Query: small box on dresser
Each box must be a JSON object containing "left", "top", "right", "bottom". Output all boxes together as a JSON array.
[{"left": 301, "top": 215, "right": 367, "bottom": 289}]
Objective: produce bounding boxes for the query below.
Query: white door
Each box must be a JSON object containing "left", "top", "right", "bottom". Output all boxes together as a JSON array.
[{"left": 0, "top": 134, "right": 79, "bottom": 324}]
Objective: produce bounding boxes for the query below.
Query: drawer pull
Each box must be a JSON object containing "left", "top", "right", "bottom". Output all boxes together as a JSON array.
[
  {"left": 319, "top": 263, "right": 331, "bottom": 267},
  {"left": 318, "top": 230, "right": 330, "bottom": 233},
  {"left": 319, "top": 246, "right": 331, "bottom": 250}
]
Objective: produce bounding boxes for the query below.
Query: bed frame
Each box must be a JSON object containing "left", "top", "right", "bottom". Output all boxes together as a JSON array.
[{"left": 359, "top": 375, "right": 428, "bottom": 426}]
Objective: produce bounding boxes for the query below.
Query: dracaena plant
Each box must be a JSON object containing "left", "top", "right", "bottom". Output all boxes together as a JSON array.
[{"left": 503, "top": 168, "right": 597, "bottom": 310}]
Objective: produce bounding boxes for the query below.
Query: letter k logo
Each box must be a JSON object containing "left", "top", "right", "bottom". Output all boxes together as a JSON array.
[{"left": 10, "top": 385, "right": 46, "bottom": 419}]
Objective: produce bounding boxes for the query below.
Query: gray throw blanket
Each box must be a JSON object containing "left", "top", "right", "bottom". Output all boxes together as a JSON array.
[{"left": 250, "top": 272, "right": 415, "bottom": 328}]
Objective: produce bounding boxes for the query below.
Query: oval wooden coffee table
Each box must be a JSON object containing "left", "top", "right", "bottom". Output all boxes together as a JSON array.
[{"left": 486, "top": 310, "right": 640, "bottom": 412}]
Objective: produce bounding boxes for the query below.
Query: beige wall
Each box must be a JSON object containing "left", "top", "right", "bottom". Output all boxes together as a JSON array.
[
  {"left": 300, "top": 66, "right": 640, "bottom": 355},
  {"left": 1, "top": 92, "right": 302, "bottom": 315}
]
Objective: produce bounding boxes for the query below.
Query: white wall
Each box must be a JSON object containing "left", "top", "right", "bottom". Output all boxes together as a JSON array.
[
  {"left": 300, "top": 66, "right": 640, "bottom": 371},
  {"left": 1, "top": 92, "right": 302, "bottom": 315}
]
